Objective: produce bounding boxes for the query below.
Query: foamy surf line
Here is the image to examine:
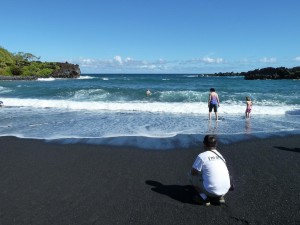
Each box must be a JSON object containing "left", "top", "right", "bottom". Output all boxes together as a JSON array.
[
  {"left": 2, "top": 98, "right": 299, "bottom": 115},
  {"left": 36, "top": 76, "right": 96, "bottom": 81},
  {"left": 1, "top": 130, "right": 300, "bottom": 150}
]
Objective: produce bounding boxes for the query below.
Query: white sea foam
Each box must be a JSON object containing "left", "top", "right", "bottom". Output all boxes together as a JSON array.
[
  {"left": 1, "top": 97, "right": 298, "bottom": 115},
  {"left": 37, "top": 77, "right": 56, "bottom": 81},
  {"left": 0, "top": 86, "right": 12, "bottom": 93},
  {"left": 77, "top": 75, "right": 95, "bottom": 79},
  {"left": 185, "top": 75, "right": 198, "bottom": 78}
]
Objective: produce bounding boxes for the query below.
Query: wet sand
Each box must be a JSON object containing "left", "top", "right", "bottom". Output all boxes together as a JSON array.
[{"left": 0, "top": 135, "right": 299, "bottom": 225}]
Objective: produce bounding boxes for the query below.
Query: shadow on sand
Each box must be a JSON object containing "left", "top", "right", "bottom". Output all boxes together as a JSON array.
[
  {"left": 274, "top": 146, "right": 300, "bottom": 153},
  {"left": 146, "top": 180, "right": 198, "bottom": 205}
]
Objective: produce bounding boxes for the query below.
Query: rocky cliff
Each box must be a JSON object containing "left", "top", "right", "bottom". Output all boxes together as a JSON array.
[{"left": 51, "top": 62, "right": 81, "bottom": 78}]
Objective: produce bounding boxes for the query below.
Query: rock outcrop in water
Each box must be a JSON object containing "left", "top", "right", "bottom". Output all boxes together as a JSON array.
[
  {"left": 202, "top": 66, "right": 300, "bottom": 80},
  {"left": 242, "top": 67, "right": 300, "bottom": 80},
  {"left": 51, "top": 62, "right": 81, "bottom": 78}
]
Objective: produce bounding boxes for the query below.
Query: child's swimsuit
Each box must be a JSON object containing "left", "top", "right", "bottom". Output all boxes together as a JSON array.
[
  {"left": 246, "top": 102, "right": 252, "bottom": 113},
  {"left": 210, "top": 96, "right": 218, "bottom": 105},
  {"left": 209, "top": 95, "right": 218, "bottom": 112}
]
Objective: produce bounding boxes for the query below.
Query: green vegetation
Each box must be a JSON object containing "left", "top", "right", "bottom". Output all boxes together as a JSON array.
[{"left": 0, "top": 47, "right": 59, "bottom": 76}]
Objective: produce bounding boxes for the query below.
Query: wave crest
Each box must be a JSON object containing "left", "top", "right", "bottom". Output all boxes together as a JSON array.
[{"left": 1, "top": 97, "right": 298, "bottom": 115}]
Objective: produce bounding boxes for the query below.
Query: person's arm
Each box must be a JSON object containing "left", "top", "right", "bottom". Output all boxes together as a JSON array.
[
  {"left": 191, "top": 168, "right": 199, "bottom": 176},
  {"left": 191, "top": 155, "right": 203, "bottom": 176},
  {"left": 217, "top": 94, "right": 220, "bottom": 106},
  {"left": 208, "top": 94, "right": 211, "bottom": 107}
]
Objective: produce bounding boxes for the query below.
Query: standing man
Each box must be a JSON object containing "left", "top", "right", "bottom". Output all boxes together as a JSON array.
[
  {"left": 208, "top": 88, "right": 220, "bottom": 120},
  {"left": 188, "top": 135, "right": 230, "bottom": 206}
]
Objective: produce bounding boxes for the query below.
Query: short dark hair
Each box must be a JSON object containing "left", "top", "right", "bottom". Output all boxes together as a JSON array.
[
  {"left": 210, "top": 88, "right": 215, "bottom": 92},
  {"left": 203, "top": 135, "right": 217, "bottom": 148}
]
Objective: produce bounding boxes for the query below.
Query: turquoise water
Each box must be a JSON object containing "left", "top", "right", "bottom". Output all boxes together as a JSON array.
[{"left": 0, "top": 74, "right": 299, "bottom": 149}]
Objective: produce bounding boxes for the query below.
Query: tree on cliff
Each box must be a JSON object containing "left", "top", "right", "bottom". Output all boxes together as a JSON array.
[
  {"left": 0, "top": 47, "right": 15, "bottom": 75},
  {"left": 0, "top": 47, "right": 80, "bottom": 79},
  {"left": 0, "top": 47, "right": 58, "bottom": 76}
]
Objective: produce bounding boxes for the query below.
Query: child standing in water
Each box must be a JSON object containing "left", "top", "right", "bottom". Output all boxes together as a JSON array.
[
  {"left": 208, "top": 88, "right": 220, "bottom": 120},
  {"left": 245, "top": 96, "right": 252, "bottom": 119}
]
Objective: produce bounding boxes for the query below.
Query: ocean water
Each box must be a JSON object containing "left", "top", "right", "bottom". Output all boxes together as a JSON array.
[{"left": 0, "top": 74, "right": 299, "bottom": 149}]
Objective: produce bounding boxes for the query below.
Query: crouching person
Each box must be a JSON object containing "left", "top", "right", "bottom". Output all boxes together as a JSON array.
[{"left": 188, "top": 135, "right": 230, "bottom": 206}]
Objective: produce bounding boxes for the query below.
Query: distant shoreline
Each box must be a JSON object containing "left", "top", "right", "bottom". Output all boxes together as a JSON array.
[
  {"left": 1, "top": 65, "right": 300, "bottom": 80},
  {"left": 211, "top": 66, "right": 300, "bottom": 80}
]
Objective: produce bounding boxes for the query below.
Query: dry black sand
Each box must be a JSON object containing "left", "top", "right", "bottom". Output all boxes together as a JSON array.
[{"left": 0, "top": 135, "right": 299, "bottom": 225}]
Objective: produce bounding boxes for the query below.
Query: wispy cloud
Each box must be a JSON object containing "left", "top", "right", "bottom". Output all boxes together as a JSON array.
[
  {"left": 69, "top": 55, "right": 253, "bottom": 73},
  {"left": 114, "top": 56, "right": 123, "bottom": 64},
  {"left": 184, "top": 57, "right": 225, "bottom": 64},
  {"left": 68, "top": 55, "right": 297, "bottom": 73},
  {"left": 202, "top": 57, "right": 224, "bottom": 64},
  {"left": 260, "top": 57, "right": 277, "bottom": 63},
  {"left": 72, "top": 56, "right": 172, "bottom": 72}
]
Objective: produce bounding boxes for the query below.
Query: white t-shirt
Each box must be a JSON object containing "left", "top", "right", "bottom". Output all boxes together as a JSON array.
[{"left": 192, "top": 149, "right": 230, "bottom": 196}]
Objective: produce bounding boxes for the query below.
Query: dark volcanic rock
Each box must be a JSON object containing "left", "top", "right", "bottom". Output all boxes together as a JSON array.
[
  {"left": 244, "top": 67, "right": 300, "bottom": 80},
  {"left": 0, "top": 75, "right": 37, "bottom": 80},
  {"left": 51, "top": 62, "right": 81, "bottom": 78}
]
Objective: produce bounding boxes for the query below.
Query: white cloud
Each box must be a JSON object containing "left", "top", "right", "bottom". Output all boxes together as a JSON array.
[
  {"left": 140, "top": 64, "right": 157, "bottom": 70},
  {"left": 81, "top": 58, "right": 95, "bottom": 65},
  {"left": 74, "top": 55, "right": 227, "bottom": 70},
  {"left": 295, "top": 56, "right": 300, "bottom": 61},
  {"left": 124, "top": 57, "right": 132, "bottom": 63},
  {"left": 202, "top": 57, "right": 224, "bottom": 64},
  {"left": 71, "top": 56, "right": 169, "bottom": 72},
  {"left": 114, "top": 55, "right": 123, "bottom": 64},
  {"left": 260, "top": 57, "right": 277, "bottom": 63},
  {"left": 202, "top": 57, "right": 215, "bottom": 63},
  {"left": 183, "top": 57, "right": 225, "bottom": 65},
  {"left": 78, "top": 57, "right": 98, "bottom": 67},
  {"left": 67, "top": 55, "right": 236, "bottom": 73}
]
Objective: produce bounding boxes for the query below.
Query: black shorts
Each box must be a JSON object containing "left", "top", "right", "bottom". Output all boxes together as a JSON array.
[{"left": 209, "top": 103, "right": 218, "bottom": 112}]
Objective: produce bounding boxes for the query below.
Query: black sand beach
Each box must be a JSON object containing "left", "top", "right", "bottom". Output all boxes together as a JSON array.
[{"left": 0, "top": 135, "right": 299, "bottom": 225}]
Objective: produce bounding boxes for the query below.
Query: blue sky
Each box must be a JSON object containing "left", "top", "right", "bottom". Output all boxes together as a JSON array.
[{"left": 1, "top": 0, "right": 300, "bottom": 73}]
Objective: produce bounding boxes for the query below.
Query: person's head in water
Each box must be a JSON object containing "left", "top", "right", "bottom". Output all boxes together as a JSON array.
[
  {"left": 210, "top": 88, "right": 216, "bottom": 92},
  {"left": 203, "top": 135, "right": 217, "bottom": 149}
]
